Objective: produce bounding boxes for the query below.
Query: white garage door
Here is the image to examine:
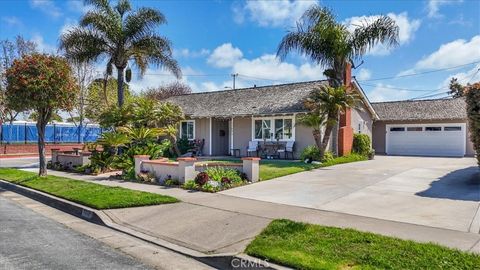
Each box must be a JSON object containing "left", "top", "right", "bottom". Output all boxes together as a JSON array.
[{"left": 386, "top": 123, "right": 466, "bottom": 157}]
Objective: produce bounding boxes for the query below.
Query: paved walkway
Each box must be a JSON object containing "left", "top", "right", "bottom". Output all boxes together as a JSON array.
[{"left": 23, "top": 168, "right": 480, "bottom": 255}]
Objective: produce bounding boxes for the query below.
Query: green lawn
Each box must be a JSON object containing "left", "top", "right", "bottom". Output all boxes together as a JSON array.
[
  {"left": 246, "top": 219, "right": 480, "bottom": 270},
  {"left": 0, "top": 168, "right": 179, "bottom": 209},
  {"left": 200, "top": 154, "right": 367, "bottom": 181}
]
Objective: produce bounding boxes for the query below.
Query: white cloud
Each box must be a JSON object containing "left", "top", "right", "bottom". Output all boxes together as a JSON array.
[
  {"left": 128, "top": 66, "right": 204, "bottom": 93},
  {"left": 59, "top": 18, "right": 78, "bottom": 35},
  {"left": 1, "top": 16, "right": 23, "bottom": 28},
  {"left": 232, "top": 54, "right": 325, "bottom": 82},
  {"left": 207, "top": 43, "right": 243, "bottom": 68},
  {"left": 233, "top": 0, "right": 318, "bottom": 27},
  {"left": 66, "top": 0, "right": 92, "bottom": 14},
  {"left": 30, "top": 0, "right": 62, "bottom": 18},
  {"left": 427, "top": 0, "right": 463, "bottom": 18},
  {"left": 174, "top": 48, "right": 210, "bottom": 58},
  {"left": 344, "top": 12, "right": 421, "bottom": 56},
  {"left": 414, "top": 35, "right": 480, "bottom": 70},
  {"left": 441, "top": 63, "right": 480, "bottom": 87},
  {"left": 356, "top": 68, "right": 372, "bottom": 80},
  {"left": 31, "top": 34, "right": 57, "bottom": 54},
  {"left": 367, "top": 83, "right": 411, "bottom": 102}
]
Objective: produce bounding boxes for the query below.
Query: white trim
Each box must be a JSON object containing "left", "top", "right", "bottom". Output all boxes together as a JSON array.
[
  {"left": 209, "top": 117, "right": 212, "bottom": 155},
  {"left": 251, "top": 115, "right": 296, "bottom": 141},
  {"left": 230, "top": 117, "right": 234, "bottom": 153},
  {"left": 385, "top": 123, "right": 466, "bottom": 156},
  {"left": 179, "top": 120, "right": 195, "bottom": 140}
]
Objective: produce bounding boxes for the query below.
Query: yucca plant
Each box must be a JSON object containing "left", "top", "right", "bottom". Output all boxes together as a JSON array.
[
  {"left": 117, "top": 126, "right": 161, "bottom": 146},
  {"left": 97, "top": 131, "right": 130, "bottom": 154}
]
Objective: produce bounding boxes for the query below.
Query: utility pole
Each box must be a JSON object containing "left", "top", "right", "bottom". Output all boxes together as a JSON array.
[{"left": 231, "top": 73, "right": 238, "bottom": 90}]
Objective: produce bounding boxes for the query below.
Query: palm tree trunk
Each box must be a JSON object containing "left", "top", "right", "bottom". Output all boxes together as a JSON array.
[
  {"left": 321, "top": 121, "right": 335, "bottom": 159},
  {"left": 117, "top": 67, "right": 125, "bottom": 107},
  {"left": 312, "top": 129, "right": 322, "bottom": 149},
  {"left": 170, "top": 136, "right": 181, "bottom": 157}
]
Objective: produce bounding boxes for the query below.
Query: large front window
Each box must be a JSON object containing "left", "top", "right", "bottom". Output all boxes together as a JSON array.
[
  {"left": 253, "top": 117, "right": 294, "bottom": 141},
  {"left": 180, "top": 120, "right": 195, "bottom": 140}
]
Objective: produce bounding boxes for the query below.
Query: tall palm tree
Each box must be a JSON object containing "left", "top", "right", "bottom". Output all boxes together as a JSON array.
[
  {"left": 277, "top": 5, "right": 399, "bottom": 87},
  {"left": 303, "top": 85, "right": 359, "bottom": 157},
  {"left": 60, "top": 0, "right": 181, "bottom": 107}
]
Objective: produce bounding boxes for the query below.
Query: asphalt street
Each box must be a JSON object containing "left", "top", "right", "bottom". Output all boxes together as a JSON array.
[{"left": 0, "top": 193, "right": 152, "bottom": 270}]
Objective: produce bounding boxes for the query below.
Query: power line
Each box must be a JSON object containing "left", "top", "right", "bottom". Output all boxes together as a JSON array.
[
  {"left": 360, "top": 83, "right": 447, "bottom": 92},
  {"left": 357, "top": 60, "right": 480, "bottom": 82}
]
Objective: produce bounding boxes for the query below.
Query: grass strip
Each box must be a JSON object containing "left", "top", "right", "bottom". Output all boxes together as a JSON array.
[
  {"left": 0, "top": 168, "right": 179, "bottom": 209},
  {"left": 246, "top": 219, "right": 480, "bottom": 270}
]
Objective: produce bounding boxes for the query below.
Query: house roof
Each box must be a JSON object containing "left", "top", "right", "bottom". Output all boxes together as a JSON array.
[
  {"left": 371, "top": 98, "right": 467, "bottom": 121},
  {"left": 167, "top": 80, "right": 329, "bottom": 118}
]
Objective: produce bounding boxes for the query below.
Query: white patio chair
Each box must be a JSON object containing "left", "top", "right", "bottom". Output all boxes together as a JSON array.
[
  {"left": 277, "top": 141, "right": 295, "bottom": 159},
  {"left": 246, "top": 141, "right": 259, "bottom": 157}
]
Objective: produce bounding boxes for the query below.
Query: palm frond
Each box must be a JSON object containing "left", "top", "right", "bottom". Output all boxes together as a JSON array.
[
  {"left": 115, "top": 0, "right": 132, "bottom": 16},
  {"left": 84, "top": 0, "right": 110, "bottom": 11},
  {"left": 125, "top": 7, "right": 166, "bottom": 42},
  {"left": 80, "top": 10, "right": 120, "bottom": 42},
  {"left": 348, "top": 15, "right": 399, "bottom": 59},
  {"left": 60, "top": 27, "right": 110, "bottom": 63}
]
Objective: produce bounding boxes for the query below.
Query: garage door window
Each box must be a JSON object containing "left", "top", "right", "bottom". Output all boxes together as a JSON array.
[
  {"left": 390, "top": 127, "right": 405, "bottom": 131},
  {"left": 407, "top": 127, "right": 422, "bottom": 131},
  {"left": 425, "top": 127, "right": 441, "bottom": 131},
  {"left": 444, "top": 126, "right": 462, "bottom": 131}
]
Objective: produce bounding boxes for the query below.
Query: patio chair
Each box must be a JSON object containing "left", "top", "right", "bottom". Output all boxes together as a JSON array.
[
  {"left": 246, "top": 141, "right": 259, "bottom": 157},
  {"left": 277, "top": 141, "right": 295, "bottom": 159}
]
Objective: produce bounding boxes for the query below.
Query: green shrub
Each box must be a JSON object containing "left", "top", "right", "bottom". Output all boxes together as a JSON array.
[
  {"left": 183, "top": 180, "right": 199, "bottom": 190},
  {"left": 165, "top": 179, "right": 180, "bottom": 186},
  {"left": 204, "top": 167, "right": 243, "bottom": 184},
  {"left": 323, "top": 151, "right": 334, "bottom": 162},
  {"left": 466, "top": 83, "right": 480, "bottom": 166},
  {"left": 300, "top": 145, "right": 322, "bottom": 162},
  {"left": 177, "top": 138, "right": 191, "bottom": 155},
  {"left": 352, "top": 133, "right": 371, "bottom": 156}
]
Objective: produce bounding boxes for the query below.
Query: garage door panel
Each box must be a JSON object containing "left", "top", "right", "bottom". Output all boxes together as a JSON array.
[{"left": 386, "top": 124, "right": 465, "bottom": 157}]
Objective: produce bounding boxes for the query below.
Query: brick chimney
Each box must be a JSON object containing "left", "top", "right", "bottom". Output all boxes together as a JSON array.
[{"left": 338, "top": 62, "right": 354, "bottom": 156}]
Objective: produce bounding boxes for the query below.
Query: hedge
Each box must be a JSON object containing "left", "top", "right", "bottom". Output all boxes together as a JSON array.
[{"left": 465, "top": 82, "right": 480, "bottom": 166}]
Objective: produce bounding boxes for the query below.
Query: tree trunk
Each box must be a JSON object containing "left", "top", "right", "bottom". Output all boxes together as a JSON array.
[
  {"left": 312, "top": 129, "right": 322, "bottom": 149},
  {"left": 169, "top": 136, "right": 181, "bottom": 157},
  {"left": 320, "top": 120, "right": 336, "bottom": 159},
  {"left": 37, "top": 115, "right": 47, "bottom": 176},
  {"left": 117, "top": 67, "right": 124, "bottom": 107}
]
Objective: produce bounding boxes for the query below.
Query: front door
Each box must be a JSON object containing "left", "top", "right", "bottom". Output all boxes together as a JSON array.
[{"left": 212, "top": 118, "right": 229, "bottom": 156}]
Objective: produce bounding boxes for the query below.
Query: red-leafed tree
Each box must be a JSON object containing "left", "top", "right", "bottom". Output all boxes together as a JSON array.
[{"left": 6, "top": 54, "right": 78, "bottom": 176}]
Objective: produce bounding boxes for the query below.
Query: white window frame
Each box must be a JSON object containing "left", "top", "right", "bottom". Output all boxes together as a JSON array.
[
  {"left": 180, "top": 120, "right": 195, "bottom": 141},
  {"left": 251, "top": 116, "right": 295, "bottom": 141}
]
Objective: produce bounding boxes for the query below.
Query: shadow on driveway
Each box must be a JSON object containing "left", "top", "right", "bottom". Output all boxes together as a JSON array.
[{"left": 416, "top": 166, "right": 480, "bottom": 202}]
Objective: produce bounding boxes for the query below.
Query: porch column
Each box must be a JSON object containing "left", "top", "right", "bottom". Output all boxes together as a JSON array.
[
  {"left": 230, "top": 117, "right": 234, "bottom": 155},
  {"left": 209, "top": 117, "right": 212, "bottom": 155}
]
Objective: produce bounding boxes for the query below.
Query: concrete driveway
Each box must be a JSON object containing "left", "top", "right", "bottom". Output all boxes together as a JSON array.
[{"left": 221, "top": 156, "right": 480, "bottom": 233}]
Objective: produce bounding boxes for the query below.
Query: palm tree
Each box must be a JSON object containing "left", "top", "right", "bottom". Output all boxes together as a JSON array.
[
  {"left": 60, "top": 0, "right": 181, "bottom": 107},
  {"left": 303, "top": 85, "right": 359, "bottom": 157},
  {"left": 277, "top": 5, "right": 399, "bottom": 87},
  {"left": 297, "top": 113, "right": 325, "bottom": 150}
]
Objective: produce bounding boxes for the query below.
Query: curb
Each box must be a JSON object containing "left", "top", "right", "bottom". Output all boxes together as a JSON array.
[{"left": 0, "top": 180, "right": 287, "bottom": 270}]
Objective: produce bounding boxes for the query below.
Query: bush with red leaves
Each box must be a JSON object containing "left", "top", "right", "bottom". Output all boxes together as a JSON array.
[{"left": 194, "top": 172, "right": 209, "bottom": 186}]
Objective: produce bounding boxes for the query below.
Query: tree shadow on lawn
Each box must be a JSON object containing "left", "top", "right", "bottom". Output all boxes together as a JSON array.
[{"left": 416, "top": 166, "right": 480, "bottom": 202}]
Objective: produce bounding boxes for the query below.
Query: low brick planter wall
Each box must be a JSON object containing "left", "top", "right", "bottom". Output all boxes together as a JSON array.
[
  {"left": 52, "top": 150, "right": 91, "bottom": 169},
  {"left": 135, "top": 156, "right": 260, "bottom": 184},
  {"left": 0, "top": 143, "right": 84, "bottom": 155}
]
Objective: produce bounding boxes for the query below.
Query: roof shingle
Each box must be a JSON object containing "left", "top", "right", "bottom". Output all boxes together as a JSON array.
[
  {"left": 371, "top": 98, "right": 467, "bottom": 121},
  {"left": 166, "top": 80, "right": 328, "bottom": 118}
]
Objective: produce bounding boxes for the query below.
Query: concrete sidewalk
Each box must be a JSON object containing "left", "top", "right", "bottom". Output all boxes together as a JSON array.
[{"left": 24, "top": 169, "right": 480, "bottom": 255}]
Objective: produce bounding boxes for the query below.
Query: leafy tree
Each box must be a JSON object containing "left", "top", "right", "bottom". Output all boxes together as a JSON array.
[
  {"left": 29, "top": 111, "right": 63, "bottom": 123},
  {"left": 449, "top": 77, "right": 466, "bottom": 98},
  {"left": 60, "top": 0, "right": 181, "bottom": 108},
  {"left": 85, "top": 78, "right": 131, "bottom": 122},
  {"left": 143, "top": 81, "right": 192, "bottom": 101},
  {"left": 277, "top": 5, "right": 399, "bottom": 88},
  {"left": 6, "top": 54, "right": 78, "bottom": 176},
  {"left": 0, "top": 36, "right": 37, "bottom": 143},
  {"left": 465, "top": 82, "right": 480, "bottom": 166},
  {"left": 302, "top": 85, "right": 358, "bottom": 158}
]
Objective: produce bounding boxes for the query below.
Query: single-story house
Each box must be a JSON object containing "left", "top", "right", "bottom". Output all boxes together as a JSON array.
[
  {"left": 372, "top": 98, "right": 474, "bottom": 157},
  {"left": 167, "top": 70, "right": 377, "bottom": 158},
  {"left": 167, "top": 72, "right": 473, "bottom": 158}
]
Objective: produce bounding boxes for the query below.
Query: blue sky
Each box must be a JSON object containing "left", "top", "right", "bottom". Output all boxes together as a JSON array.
[{"left": 1, "top": 0, "right": 479, "bottom": 102}]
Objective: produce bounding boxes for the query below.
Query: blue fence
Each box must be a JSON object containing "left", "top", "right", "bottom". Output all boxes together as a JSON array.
[{"left": 0, "top": 123, "right": 102, "bottom": 144}]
